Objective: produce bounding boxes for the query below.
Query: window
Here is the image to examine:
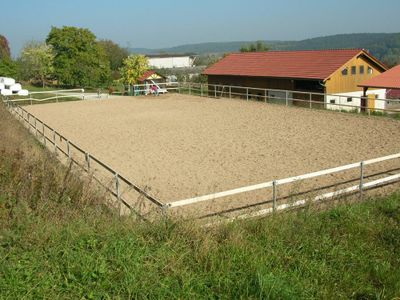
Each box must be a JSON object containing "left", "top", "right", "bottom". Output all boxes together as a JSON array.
[
  {"left": 342, "top": 68, "right": 348, "bottom": 76},
  {"left": 330, "top": 99, "right": 336, "bottom": 104},
  {"left": 360, "top": 66, "right": 365, "bottom": 74},
  {"left": 347, "top": 97, "right": 353, "bottom": 103},
  {"left": 351, "top": 66, "right": 356, "bottom": 75},
  {"left": 368, "top": 67, "right": 373, "bottom": 74}
]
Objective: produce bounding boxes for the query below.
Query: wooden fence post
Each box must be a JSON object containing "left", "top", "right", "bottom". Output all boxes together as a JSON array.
[
  {"left": 200, "top": 84, "right": 203, "bottom": 97},
  {"left": 229, "top": 86, "right": 232, "bottom": 99},
  {"left": 246, "top": 88, "right": 249, "bottom": 101},
  {"left": 214, "top": 85, "right": 217, "bottom": 98},
  {"left": 309, "top": 93, "right": 312, "bottom": 109}
]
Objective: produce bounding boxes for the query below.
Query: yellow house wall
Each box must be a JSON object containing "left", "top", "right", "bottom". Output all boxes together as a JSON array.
[{"left": 325, "top": 55, "right": 384, "bottom": 94}]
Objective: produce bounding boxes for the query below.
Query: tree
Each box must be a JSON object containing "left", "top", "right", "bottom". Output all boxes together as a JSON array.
[
  {"left": 0, "top": 59, "right": 17, "bottom": 78},
  {"left": 97, "top": 39, "right": 129, "bottom": 71},
  {"left": 46, "top": 26, "right": 111, "bottom": 87},
  {"left": 119, "top": 55, "right": 149, "bottom": 85},
  {"left": 0, "top": 35, "right": 11, "bottom": 60},
  {"left": 19, "top": 41, "right": 54, "bottom": 87},
  {"left": 240, "top": 41, "right": 269, "bottom": 52}
]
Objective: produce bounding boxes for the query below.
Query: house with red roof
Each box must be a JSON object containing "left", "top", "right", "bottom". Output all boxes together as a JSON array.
[
  {"left": 203, "top": 49, "right": 387, "bottom": 108},
  {"left": 358, "top": 64, "right": 400, "bottom": 111}
]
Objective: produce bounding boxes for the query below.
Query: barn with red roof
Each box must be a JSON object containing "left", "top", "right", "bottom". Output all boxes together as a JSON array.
[{"left": 203, "top": 49, "right": 387, "bottom": 107}]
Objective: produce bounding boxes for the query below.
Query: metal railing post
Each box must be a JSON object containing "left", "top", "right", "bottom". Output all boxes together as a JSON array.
[
  {"left": 359, "top": 161, "right": 364, "bottom": 199},
  {"left": 189, "top": 83, "right": 191, "bottom": 95},
  {"left": 286, "top": 91, "right": 289, "bottom": 106},
  {"left": 53, "top": 130, "right": 57, "bottom": 154},
  {"left": 265, "top": 89, "right": 268, "bottom": 103},
  {"left": 34, "top": 118, "right": 38, "bottom": 137},
  {"left": 200, "top": 84, "right": 203, "bottom": 97},
  {"left": 85, "top": 153, "right": 91, "bottom": 171},
  {"left": 229, "top": 86, "right": 232, "bottom": 99},
  {"left": 42, "top": 123, "right": 46, "bottom": 145},
  {"left": 115, "top": 173, "right": 121, "bottom": 215},
  {"left": 309, "top": 93, "right": 312, "bottom": 109},
  {"left": 67, "top": 140, "right": 71, "bottom": 160},
  {"left": 246, "top": 88, "right": 249, "bottom": 101},
  {"left": 272, "top": 180, "right": 277, "bottom": 212},
  {"left": 214, "top": 85, "right": 217, "bottom": 98}
]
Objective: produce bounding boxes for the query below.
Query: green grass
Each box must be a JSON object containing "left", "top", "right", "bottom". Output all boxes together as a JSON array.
[{"left": 0, "top": 102, "right": 400, "bottom": 299}]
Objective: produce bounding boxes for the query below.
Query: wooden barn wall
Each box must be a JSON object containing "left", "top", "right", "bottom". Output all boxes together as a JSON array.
[{"left": 325, "top": 55, "right": 386, "bottom": 94}]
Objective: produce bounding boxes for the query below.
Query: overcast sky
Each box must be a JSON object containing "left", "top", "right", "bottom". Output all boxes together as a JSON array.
[{"left": 2, "top": 0, "right": 400, "bottom": 56}]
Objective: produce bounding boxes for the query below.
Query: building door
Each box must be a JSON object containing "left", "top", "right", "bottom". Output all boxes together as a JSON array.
[{"left": 368, "top": 94, "right": 375, "bottom": 112}]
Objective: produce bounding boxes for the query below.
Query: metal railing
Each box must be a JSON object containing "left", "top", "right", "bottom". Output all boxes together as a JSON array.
[
  {"left": 166, "top": 152, "right": 400, "bottom": 221},
  {"left": 177, "top": 82, "right": 400, "bottom": 117},
  {"left": 4, "top": 89, "right": 110, "bottom": 105},
  {"left": 3, "top": 84, "right": 400, "bottom": 222},
  {"left": 4, "top": 100, "right": 165, "bottom": 217},
  {"left": 111, "top": 82, "right": 179, "bottom": 96}
]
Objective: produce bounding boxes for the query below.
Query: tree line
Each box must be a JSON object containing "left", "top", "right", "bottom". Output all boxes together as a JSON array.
[{"left": 0, "top": 27, "right": 150, "bottom": 89}]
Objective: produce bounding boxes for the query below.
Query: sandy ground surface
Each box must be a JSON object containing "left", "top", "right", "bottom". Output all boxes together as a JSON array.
[{"left": 26, "top": 94, "right": 400, "bottom": 210}]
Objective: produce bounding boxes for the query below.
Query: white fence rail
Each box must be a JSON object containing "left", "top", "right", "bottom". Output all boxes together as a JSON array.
[
  {"left": 2, "top": 85, "right": 400, "bottom": 221},
  {"left": 177, "top": 82, "right": 400, "bottom": 117},
  {"left": 4, "top": 100, "right": 165, "bottom": 218},
  {"left": 166, "top": 153, "right": 400, "bottom": 213}
]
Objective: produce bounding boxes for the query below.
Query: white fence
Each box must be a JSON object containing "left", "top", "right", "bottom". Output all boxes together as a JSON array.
[
  {"left": 165, "top": 152, "right": 400, "bottom": 221},
  {"left": 4, "top": 89, "right": 110, "bottom": 105},
  {"left": 2, "top": 86, "right": 400, "bottom": 222},
  {"left": 177, "top": 82, "right": 400, "bottom": 117},
  {"left": 4, "top": 100, "right": 165, "bottom": 218}
]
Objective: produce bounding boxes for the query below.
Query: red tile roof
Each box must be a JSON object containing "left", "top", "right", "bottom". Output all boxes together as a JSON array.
[
  {"left": 203, "top": 49, "right": 377, "bottom": 80},
  {"left": 138, "top": 70, "right": 156, "bottom": 82},
  {"left": 359, "top": 65, "right": 400, "bottom": 89}
]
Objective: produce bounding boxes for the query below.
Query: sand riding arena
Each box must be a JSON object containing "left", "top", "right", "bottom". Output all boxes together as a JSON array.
[{"left": 20, "top": 93, "right": 400, "bottom": 220}]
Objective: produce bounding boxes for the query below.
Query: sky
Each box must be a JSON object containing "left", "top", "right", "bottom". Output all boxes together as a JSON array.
[{"left": 2, "top": 0, "right": 400, "bottom": 56}]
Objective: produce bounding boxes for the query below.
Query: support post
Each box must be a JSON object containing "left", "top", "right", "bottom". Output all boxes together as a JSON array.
[
  {"left": 214, "top": 85, "right": 217, "bottom": 98},
  {"left": 189, "top": 83, "right": 191, "bottom": 95},
  {"left": 285, "top": 91, "right": 289, "bottom": 106},
  {"left": 359, "top": 161, "right": 364, "bottom": 199},
  {"left": 272, "top": 180, "right": 277, "bottom": 212},
  {"left": 246, "top": 88, "right": 249, "bottom": 101},
  {"left": 34, "top": 118, "right": 37, "bottom": 137},
  {"left": 53, "top": 130, "right": 57, "bottom": 154},
  {"left": 85, "top": 153, "right": 91, "bottom": 171},
  {"left": 67, "top": 140, "right": 71, "bottom": 160},
  {"left": 115, "top": 173, "right": 121, "bottom": 215},
  {"left": 265, "top": 89, "right": 268, "bottom": 103},
  {"left": 42, "top": 123, "right": 46, "bottom": 145},
  {"left": 229, "top": 86, "right": 232, "bottom": 99},
  {"left": 309, "top": 93, "right": 312, "bottom": 109},
  {"left": 200, "top": 84, "right": 203, "bottom": 97}
]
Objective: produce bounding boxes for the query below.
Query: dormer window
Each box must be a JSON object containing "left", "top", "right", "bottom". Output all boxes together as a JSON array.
[
  {"left": 368, "top": 66, "right": 373, "bottom": 74},
  {"left": 342, "top": 68, "right": 348, "bottom": 76}
]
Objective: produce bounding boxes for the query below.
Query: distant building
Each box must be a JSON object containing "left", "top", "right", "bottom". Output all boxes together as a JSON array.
[
  {"left": 147, "top": 54, "right": 196, "bottom": 69},
  {"left": 203, "top": 49, "right": 387, "bottom": 108}
]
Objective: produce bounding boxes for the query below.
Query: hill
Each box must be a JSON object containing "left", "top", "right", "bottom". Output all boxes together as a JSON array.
[{"left": 130, "top": 33, "right": 400, "bottom": 66}]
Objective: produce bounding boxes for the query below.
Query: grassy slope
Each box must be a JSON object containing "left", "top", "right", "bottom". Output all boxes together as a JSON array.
[{"left": 0, "top": 103, "right": 400, "bottom": 299}]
